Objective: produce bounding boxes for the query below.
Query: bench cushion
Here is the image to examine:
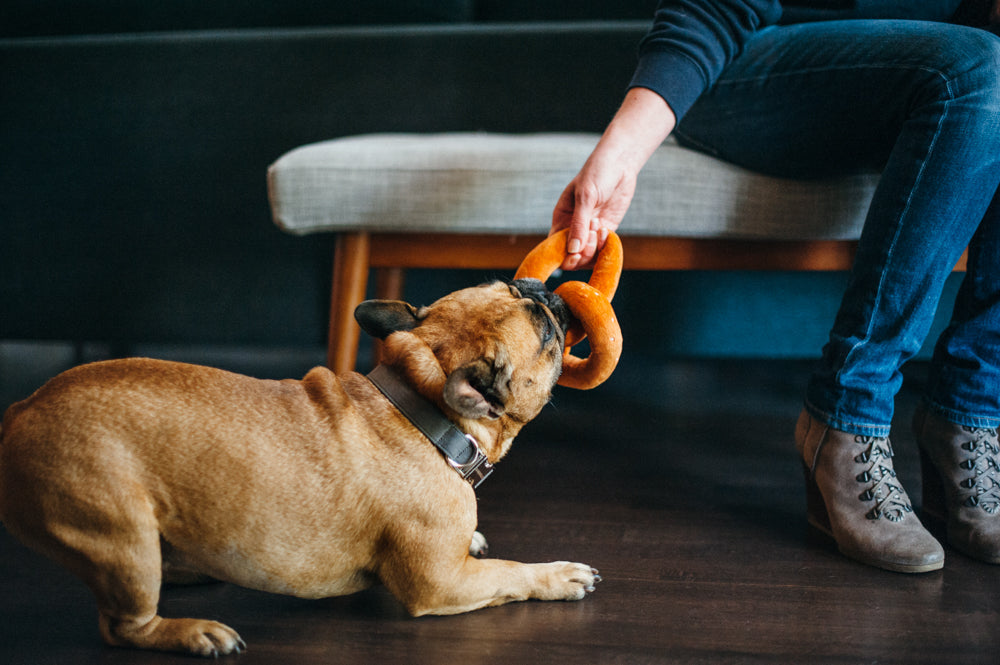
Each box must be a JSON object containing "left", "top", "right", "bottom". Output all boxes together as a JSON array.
[{"left": 267, "top": 132, "right": 880, "bottom": 241}]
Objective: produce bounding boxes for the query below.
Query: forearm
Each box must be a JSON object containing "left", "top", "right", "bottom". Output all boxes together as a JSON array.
[
  {"left": 592, "top": 87, "right": 677, "bottom": 177},
  {"left": 553, "top": 88, "right": 676, "bottom": 264}
]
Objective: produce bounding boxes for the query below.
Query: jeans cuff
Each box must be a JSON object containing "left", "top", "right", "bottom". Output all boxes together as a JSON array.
[
  {"left": 802, "top": 400, "right": 892, "bottom": 438},
  {"left": 919, "top": 398, "right": 1000, "bottom": 430}
]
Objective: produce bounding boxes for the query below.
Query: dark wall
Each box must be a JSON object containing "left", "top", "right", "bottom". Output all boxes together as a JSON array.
[{"left": 1, "top": 22, "right": 644, "bottom": 345}]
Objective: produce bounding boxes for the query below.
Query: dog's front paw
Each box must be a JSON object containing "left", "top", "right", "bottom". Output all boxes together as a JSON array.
[
  {"left": 536, "top": 561, "right": 601, "bottom": 601},
  {"left": 469, "top": 530, "right": 489, "bottom": 557}
]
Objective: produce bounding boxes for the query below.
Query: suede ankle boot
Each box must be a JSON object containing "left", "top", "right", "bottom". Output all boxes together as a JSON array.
[
  {"left": 795, "top": 409, "right": 944, "bottom": 573},
  {"left": 913, "top": 403, "right": 1000, "bottom": 564}
]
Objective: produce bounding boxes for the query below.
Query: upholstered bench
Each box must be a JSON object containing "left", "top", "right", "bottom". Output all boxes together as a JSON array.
[{"left": 268, "top": 132, "right": 904, "bottom": 374}]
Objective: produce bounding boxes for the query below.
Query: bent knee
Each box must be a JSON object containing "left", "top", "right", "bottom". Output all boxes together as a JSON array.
[{"left": 941, "top": 27, "right": 1000, "bottom": 101}]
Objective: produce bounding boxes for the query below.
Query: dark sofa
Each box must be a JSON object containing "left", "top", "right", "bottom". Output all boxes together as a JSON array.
[{"left": 1, "top": 1, "right": 654, "bottom": 349}]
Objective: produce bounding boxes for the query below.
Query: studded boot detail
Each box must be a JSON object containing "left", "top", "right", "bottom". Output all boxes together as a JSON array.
[
  {"left": 913, "top": 403, "right": 1000, "bottom": 564},
  {"left": 795, "top": 409, "right": 944, "bottom": 573}
]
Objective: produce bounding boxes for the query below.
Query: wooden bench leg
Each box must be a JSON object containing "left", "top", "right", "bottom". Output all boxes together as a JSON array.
[
  {"left": 327, "top": 232, "right": 371, "bottom": 374},
  {"left": 376, "top": 266, "right": 405, "bottom": 301},
  {"left": 371, "top": 267, "right": 406, "bottom": 366}
]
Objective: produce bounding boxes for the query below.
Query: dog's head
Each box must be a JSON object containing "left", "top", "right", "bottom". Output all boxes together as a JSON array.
[{"left": 355, "top": 279, "right": 570, "bottom": 458}]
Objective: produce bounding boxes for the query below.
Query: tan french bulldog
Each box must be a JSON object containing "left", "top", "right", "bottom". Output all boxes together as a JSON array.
[{"left": 0, "top": 279, "right": 599, "bottom": 657}]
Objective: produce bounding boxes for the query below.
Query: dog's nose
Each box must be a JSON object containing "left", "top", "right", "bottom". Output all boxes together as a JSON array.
[{"left": 511, "top": 278, "right": 571, "bottom": 333}]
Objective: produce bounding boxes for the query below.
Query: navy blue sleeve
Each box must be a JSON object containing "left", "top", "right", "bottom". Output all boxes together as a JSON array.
[{"left": 629, "top": 0, "right": 783, "bottom": 120}]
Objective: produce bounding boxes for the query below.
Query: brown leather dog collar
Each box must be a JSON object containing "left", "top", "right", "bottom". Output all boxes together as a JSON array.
[{"left": 367, "top": 364, "right": 493, "bottom": 489}]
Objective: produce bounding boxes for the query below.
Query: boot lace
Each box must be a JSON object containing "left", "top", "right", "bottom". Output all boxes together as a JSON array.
[
  {"left": 958, "top": 426, "right": 1000, "bottom": 515},
  {"left": 854, "top": 435, "right": 913, "bottom": 522}
]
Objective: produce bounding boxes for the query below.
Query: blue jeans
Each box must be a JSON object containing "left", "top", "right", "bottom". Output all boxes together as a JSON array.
[{"left": 674, "top": 19, "right": 1000, "bottom": 436}]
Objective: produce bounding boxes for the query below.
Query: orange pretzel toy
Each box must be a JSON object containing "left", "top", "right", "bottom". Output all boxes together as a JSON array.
[{"left": 514, "top": 229, "right": 623, "bottom": 389}]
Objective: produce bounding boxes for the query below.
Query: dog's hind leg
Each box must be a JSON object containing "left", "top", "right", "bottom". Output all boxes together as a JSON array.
[
  {"left": 87, "top": 517, "right": 246, "bottom": 657},
  {"left": 7, "top": 495, "right": 244, "bottom": 657}
]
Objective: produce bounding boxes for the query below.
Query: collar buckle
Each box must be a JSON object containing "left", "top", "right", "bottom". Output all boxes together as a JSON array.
[{"left": 449, "top": 434, "right": 494, "bottom": 489}]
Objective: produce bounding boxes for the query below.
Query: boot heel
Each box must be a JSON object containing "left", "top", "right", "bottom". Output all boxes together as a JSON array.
[
  {"left": 803, "top": 462, "right": 833, "bottom": 538},
  {"left": 920, "top": 447, "right": 946, "bottom": 526}
]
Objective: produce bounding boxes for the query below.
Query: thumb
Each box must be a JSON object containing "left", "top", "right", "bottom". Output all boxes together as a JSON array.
[{"left": 566, "top": 191, "right": 597, "bottom": 259}]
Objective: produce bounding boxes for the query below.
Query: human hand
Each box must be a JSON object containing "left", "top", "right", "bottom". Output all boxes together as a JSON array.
[
  {"left": 551, "top": 157, "right": 635, "bottom": 271},
  {"left": 549, "top": 87, "right": 676, "bottom": 271}
]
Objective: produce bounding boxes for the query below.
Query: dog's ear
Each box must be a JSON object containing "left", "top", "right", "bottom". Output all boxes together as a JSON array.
[
  {"left": 354, "top": 300, "right": 424, "bottom": 340},
  {"left": 443, "top": 358, "right": 511, "bottom": 420}
]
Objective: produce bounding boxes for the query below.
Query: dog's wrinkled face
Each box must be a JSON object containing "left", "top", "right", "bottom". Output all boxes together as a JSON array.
[{"left": 355, "top": 279, "right": 570, "bottom": 431}]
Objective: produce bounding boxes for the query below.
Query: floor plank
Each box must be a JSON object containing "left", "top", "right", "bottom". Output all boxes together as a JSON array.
[{"left": 2, "top": 358, "right": 999, "bottom": 664}]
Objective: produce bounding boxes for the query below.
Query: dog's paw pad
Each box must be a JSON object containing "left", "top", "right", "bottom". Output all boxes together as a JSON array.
[{"left": 469, "top": 530, "right": 489, "bottom": 557}]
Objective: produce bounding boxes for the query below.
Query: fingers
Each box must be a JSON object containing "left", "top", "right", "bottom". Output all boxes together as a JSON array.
[
  {"left": 563, "top": 220, "right": 609, "bottom": 271},
  {"left": 564, "top": 229, "right": 592, "bottom": 270},
  {"left": 553, "top": 165, "right": 626, "bottom": 270},
  {"left": 562, "top": 237, "right": 590, "bottom": 271},
  {"left": 562, "top": 193, "right": 600, "bottom": 270},
  {"left": 552, "top": 181, "right": 594, "bottom": 270}
]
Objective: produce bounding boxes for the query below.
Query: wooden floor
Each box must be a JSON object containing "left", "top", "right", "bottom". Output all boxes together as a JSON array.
[{"left": 2, "top": 358, "right": 999, "bottom": 664}]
